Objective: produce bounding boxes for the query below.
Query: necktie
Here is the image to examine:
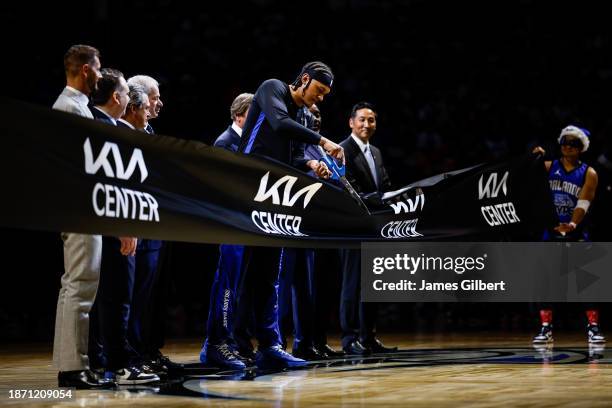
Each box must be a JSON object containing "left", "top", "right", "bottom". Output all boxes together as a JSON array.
[{"left": 364, "top": 145, "right": 378, "bottom": 188}]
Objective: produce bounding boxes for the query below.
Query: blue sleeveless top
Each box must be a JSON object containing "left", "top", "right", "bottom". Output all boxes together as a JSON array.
[{"left": 548, "top": 159, "right": 588, "bottom": 224}]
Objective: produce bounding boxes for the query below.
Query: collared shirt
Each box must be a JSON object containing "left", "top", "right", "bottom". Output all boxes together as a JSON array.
[
  {"left": 231, "top": 121, "right": 243, "bottom": 137},
  {"left": 351, "top": 133, "right": 378, "bottom": 187},
  {"left": 92, "top": 106, "right": 117, "bottom": 125},
  {"left": 350, "top": 133, "right": 370, "bottom": 153}
]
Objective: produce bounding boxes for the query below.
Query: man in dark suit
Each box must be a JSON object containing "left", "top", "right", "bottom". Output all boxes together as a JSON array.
[
  {"left": 214, "top": 93, "right": 253, "bottom": 151},
  {"left": 278, "top": 104, "right": 344, "bottom": 360},
  {"left": 90, "top": 68, "right": 129, "bottom": 124},
  {"left": 125, "top": 75, "right": 182, "bottom": 374},
  {"left": 89, "top": 73, "right": 159, "bottom": 385},
  {"left": 128, "top": 75, "right": 163, "bottom": 134},
  {"left": 339, "top": 102, "right": 397, "bottom": 355},
  {"left": 89, "top": 68, "right": 130, "bottom": 370},
  {"left": 117, "top": 85, "right": 150, "bottom": 131}
]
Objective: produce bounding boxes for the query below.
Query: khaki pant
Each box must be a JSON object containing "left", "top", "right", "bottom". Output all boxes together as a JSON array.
[{"left": 52, "top": 233, "right": 102, "bottom": 371}]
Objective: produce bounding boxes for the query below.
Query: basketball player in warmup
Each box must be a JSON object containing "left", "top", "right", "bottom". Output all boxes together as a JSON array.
[
  {"left": 532, "top": 125, "right": 604, "bottom": 345},
  {"left": 235, "top": 61, "right": 343, "bottom": 369}
]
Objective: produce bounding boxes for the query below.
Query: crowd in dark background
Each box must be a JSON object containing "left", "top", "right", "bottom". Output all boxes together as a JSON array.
[{"left": 1, "top": 0, "right": 612, "bottom": 342}]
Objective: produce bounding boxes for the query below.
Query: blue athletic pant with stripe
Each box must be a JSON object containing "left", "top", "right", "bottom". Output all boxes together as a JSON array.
[
  {"left": 236, "top": 246, "right": 283, "bottom": 349},
  {"left": 205, "top": 244, "right": 244, "bottom": 345}
]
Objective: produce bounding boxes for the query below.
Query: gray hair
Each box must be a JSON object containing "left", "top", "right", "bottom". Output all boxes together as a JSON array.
[
  {"left": 127, "top": 84, "right": 149, "bottom": 110},
  {"left": 230, "top": 93, "right": 253, "bottom": 121},
  {"left": 127, "top": 75, "right": 159, "bottom": 95}
]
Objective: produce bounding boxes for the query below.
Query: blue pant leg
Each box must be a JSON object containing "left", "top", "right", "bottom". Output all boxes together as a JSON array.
[
  {"left": 206, "top": 244, "right": 244, "bottom": 345},
  {"left": 128, "top": 242, "right": 160, "bottom": 355},
  {"left": 278, "top": 248, "right": 297, "bottom": 344},
  {"left": 234, "top": 247, "right": 255, "bottom": 353},
  {"left": 257, "top": 247, "right": 283, "bottom": 348},
  {"left": 241, "top": 247, "right": 283, "bottom": 349}
]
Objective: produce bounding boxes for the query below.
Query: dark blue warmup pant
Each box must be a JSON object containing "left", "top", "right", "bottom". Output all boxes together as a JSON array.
[{"left": 205, "top": 244, "right": 244, "bottom": 345}]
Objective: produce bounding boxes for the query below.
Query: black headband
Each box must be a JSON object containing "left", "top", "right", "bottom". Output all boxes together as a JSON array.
[{"left": 305, "top": 69, "right": 334, "bottom": 88}]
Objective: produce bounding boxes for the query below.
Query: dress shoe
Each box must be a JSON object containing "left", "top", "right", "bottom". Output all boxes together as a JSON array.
[
  {"left": 292, "top": 345, "right": 327, "bottom": 361},
  {"left": 314, "top": 343, "right": 345, "bottom": 358},
  {"left": 342, "top": 340, "right": 371, "bottom": 356},
  {"left": 147, "top": 351, "right": 184, "bottom": 374},
  {"left": 140, "top": 362, "right": 168, "bottom": 380},
  {"left": 58, "top": 369, "right": 115, "bottom": 389},
  {"left": 364, "top": 338, "right": 398, "bottom": 354},
  {"left": 256, "top": 345, "right": 308, "bottom": 369}
]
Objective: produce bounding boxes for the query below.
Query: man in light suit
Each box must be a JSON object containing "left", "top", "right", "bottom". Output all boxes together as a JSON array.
[
  {"left": 339, "top": 102, "right": 397, "bottom": 355},
  {"left": 52, "top": 44, "right": 115, "bottom": 389}
]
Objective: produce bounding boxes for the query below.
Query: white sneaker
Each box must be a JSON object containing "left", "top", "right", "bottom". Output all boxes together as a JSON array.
[
  {"left": 532, "top": 324, "right": 553, "bottom": 344},
  {"left": 114, "top": 366, "right": 160, "bottom": 385},
  {"left": 588, "top": 324, "right": 606, "bottom": 344}
]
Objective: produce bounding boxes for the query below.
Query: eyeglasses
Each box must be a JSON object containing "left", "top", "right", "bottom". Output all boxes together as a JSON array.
[{"left": 559, "top": 137, "right": 583, "bottom": 149}]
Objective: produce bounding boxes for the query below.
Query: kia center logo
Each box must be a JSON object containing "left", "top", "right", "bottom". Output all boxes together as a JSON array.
[
  {"left": 389, "top": 189, "right": 425, "bottom": 215},
  {"left": 478, "top": 171, "right": 508, "bottom": 200},
  {"left": 477, "top": 171, "right": 519, "bottom": 227},
  {"left": 84, "top": 138, "right": 148, "bottom": 182},
  {"left": 84, "top": 138, "right": 159, "bottom": 222},
  {"left": 380, "top": 219, "right": 422, "bottom": 239},
  {"left": 254, "top": 172, "right": 322, "bottom": 208},
  {"left": 251, "top": 172, "right": 322, "bottom": 236}
]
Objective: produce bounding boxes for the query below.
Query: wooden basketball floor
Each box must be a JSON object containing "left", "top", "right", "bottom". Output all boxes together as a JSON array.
[{"left": 1, "top": 333, "right": 611, "bottom": 407}]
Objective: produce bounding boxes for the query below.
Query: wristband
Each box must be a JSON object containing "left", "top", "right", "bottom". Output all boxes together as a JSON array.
[{"left": 576, "top": 199, "right": 590, "bottom": 213}]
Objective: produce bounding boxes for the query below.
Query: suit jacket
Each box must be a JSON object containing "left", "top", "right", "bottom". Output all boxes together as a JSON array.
[
  {"left": 115, "top": 120, "right": 161, "bottom": 250},
  {"left": 116, "top": 119, "right": 135, "bottom": 130},
  {"left": 90, "top": 106, "right": 116, "bottom": 125},
  {"left": 214, "top": 125, "right": 241, "bottom": 152},
  {"left": 340, "top": 136, "right": 391, "bottom": 194},
  {"left": 52, "top": 87, "right": 93, "bottom": 118}
]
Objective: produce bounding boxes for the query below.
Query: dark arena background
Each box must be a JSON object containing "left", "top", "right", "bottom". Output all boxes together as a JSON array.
[{"left": 1, "top": 1, "right": 612, "bottom": 406}]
